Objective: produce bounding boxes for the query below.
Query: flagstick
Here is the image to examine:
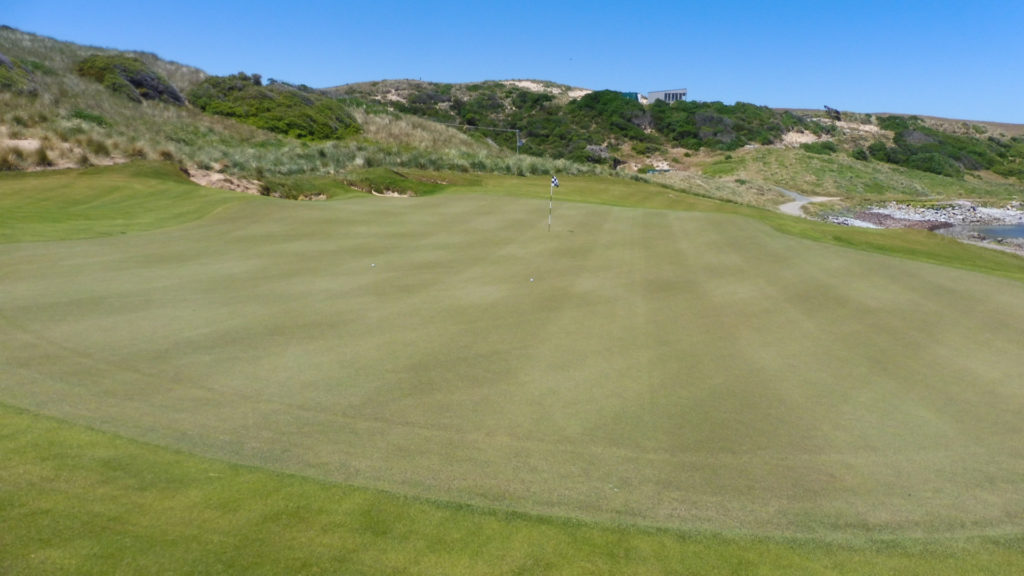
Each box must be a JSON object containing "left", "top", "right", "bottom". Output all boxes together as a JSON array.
[{"left": 548, "top": 182, "right": 553, "bottom": 232}]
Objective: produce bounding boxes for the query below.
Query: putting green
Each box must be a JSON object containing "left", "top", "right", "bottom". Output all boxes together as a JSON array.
[{"left": 2, "top": 172, "right": 1024, "bottom": 537}]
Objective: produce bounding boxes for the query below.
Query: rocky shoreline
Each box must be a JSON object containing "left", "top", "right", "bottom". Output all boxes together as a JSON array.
[{"left": 826, "top": 201, "right": 1024, "bottom": 255}]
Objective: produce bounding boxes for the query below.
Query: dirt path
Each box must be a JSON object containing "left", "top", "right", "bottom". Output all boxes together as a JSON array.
[{"left": 777, "top": 187, "right": 836, "bottom": 217}]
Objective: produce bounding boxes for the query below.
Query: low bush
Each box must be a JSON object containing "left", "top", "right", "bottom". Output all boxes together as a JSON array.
[
  {"left": 0, "top": 52, "right": 36, "bottom": 94},
  {"left": 870, "top": 115, "right": 1024, "bottom": 178},
  {"left": 32, "top": 145, "right": 52, "bottom": 167},
  {"left": 904, "top": 152, "right": 962, "bottom": 177},
  {"left": 187, "top": 73, "right": 361, "bottom": 141},
  {"left": 651, "top": 100, "right": 805, "bottom": 151},
  {"left": 74, "top": 54, "right": 185, "bottom": 105},
  {"left": 0, "top": 146, "right": 22, "bottom": 170},
  {"left": 70, "top": 108, "right": 112, "bottom": 127},
  {"left": 127, "top": 144, "right": 148, "bottom": 159},
  {"left": 799, "top": 141, "right": 837, "bottom": 155},
  {"left": 81, "top": 136, "right": 111, "bottom": 157},
  {"left": 867, "top": 141, "right": 888, "bottom": 159}
]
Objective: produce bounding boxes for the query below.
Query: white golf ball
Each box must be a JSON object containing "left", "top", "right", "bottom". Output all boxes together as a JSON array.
[{"left": 530, "top": 278, "right": 534, "bottom": 282}]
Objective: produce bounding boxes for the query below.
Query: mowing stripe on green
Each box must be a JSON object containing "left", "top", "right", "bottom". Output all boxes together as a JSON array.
[{"left": 3, "top": 179, "right": 1023, "bottom": 537}]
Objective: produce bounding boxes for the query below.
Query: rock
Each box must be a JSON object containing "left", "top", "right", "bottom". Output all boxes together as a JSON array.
[{"left": 855, "top": 201, "right": 1024, "bottom": 230}]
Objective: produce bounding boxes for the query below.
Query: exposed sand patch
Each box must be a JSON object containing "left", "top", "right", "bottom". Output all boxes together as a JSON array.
[
  {"left": 379, "top": 90, "right": 407, "bottom": 104},
  {"left": 186, "top": 168, "right": 263, "bottom": 195},
  {"left": 370, "top": 189, "right": 411, "bottom": 198},
  {"left": 500, "top": 80, "right": 591, "bottom": 99},
  {"left": 836, "top": 120, "right": 882, "bottom": 135},
  {"left": 781, "top": 131, "right": 821, "bottom": 147},
  {"left": 1, "top": 137, "right": 124, "bottom": 170},
  {"left": 2, "top": 138, "right": 43, "bottom": 151}
]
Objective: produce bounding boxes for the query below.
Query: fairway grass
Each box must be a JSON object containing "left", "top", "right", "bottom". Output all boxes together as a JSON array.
[
  {"left": 4, "top": 403, "right": 1023, "bottom": 575},
  {"left": 3, "top": 163, "right": 1024, "bottom": 571},
  {"left": 0, "top": 162, "right": 247, "bottom": 244}
]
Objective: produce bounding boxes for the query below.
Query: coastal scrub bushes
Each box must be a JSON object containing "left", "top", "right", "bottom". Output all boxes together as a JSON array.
[
  {"left": 74, "top": 55, "right": 185, "bottom": 104},
  {"left": 0, "top": 51, "right": 36, "bottom": 94},
  {"left": 649, "top": 100, "right": 805, "bottom": 151},
  {"left": 344, "top": 81, "right": 812, "bottom": 163},
  {"left": 873, "top": 115, "right": 1024, "bottom": 179},
  {"left": 800, "top": 140, "right": 837, "bottom": 155},
  {"left": 187, "top": 73, "right": 361, "bottom": 141}
]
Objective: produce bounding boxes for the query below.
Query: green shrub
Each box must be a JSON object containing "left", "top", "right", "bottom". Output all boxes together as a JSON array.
[
  {"left": 0, "top": 54, "right": 36, "bottom": 94},
  {"left": 904, "top": 152, "right": 962, "bottom": 177},
  {"left": 992, "top": 162, "right": 1024, "bottom": 180},
  {"left": 867, "top": 141, "right": 888, "bottom": 159},
  {"left": 799, "top": 141, "right": 837, "bottom": 155},
  {"left": 884, "top": 146, "right": 908, "bottom": 164},
  {"left": 870, "top": 115, "right": 1012, "bottom": 177},
  {"left": 188, "top": 73, "right": 361, "bottom": 141},
  {"left": 877, "top": 115, "right": 922, "bottom": 132},
  {"left": 650, "top": 100, "right": 802, "bottom": 151},
  {"left": 74, "top": 55, "right": 185, "bottom": 105},
  {"left": 70, "top": 108, "right": 112, "bottom": 127},
  {"left": 851, "top": 147, "right": 869, "bottom": 161},
  {"left": 632, "top": 142, "right": 660, "bottom": 156}
]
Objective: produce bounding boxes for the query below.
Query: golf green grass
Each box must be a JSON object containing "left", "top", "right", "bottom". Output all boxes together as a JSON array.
[{"left": 2, "top": 163, "right": 1024, "bottom": 571}]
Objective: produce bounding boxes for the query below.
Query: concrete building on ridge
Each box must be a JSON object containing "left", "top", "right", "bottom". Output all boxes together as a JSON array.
[{"left": 648, "top": 88, "right": 688, "bottom": 103}]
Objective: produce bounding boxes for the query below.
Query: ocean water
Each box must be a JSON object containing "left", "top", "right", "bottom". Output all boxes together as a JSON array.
[{"left": 974, "top": 224, "right": 1024, "bottom": 239}]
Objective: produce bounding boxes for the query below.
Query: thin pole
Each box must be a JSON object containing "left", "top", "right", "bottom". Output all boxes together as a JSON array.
[{"left": 548, "top": 182, "right": 553, "bottom": 232}]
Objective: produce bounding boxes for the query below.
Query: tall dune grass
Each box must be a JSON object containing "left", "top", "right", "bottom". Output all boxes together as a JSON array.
[{"left": 1, "top": 26, "right": 601, "bottom": 183}]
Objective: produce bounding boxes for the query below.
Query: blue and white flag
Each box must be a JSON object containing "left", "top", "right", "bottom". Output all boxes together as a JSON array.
[{"left": 551, "top": 176, "right": 559, "bottom": 188}]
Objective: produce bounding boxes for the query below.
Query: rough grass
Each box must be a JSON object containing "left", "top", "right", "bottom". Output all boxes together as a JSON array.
[
  {"left": 1, "top": 26, "right": 602, "bottom": 183},
  {"left": 674, "top": 146, "right": 1024, "bottom": 208},
  {"left": 4, "top": 403, "right": 1023, "bottom": 575}
]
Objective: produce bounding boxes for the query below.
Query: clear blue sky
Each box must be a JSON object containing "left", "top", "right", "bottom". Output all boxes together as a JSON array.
[{"left": 5, "top": 0, "right": 1024, "bottom": 122}]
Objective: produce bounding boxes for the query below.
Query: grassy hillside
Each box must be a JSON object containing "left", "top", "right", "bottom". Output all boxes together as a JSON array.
[
  {"left": 656, "top": 143, "right": 1024, "bottom": 211},
  {"left": 0, "top": 27, "right": 591, "bottom": 187},
  {"left": 332, "top": 79, "right": 813, "bottom": 163},
  {"left": 4, "top": 25, "right": 1023, "bottom": 211},
  {"left": 329, "top": 78, "right": 1024, "bottom": 192}
]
